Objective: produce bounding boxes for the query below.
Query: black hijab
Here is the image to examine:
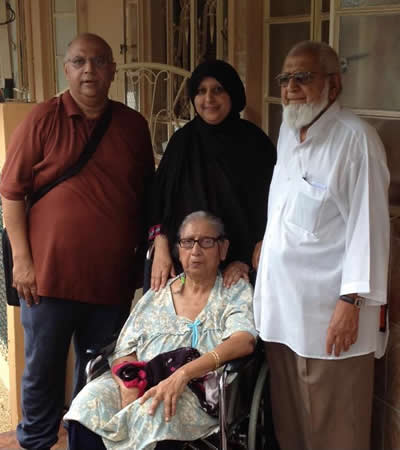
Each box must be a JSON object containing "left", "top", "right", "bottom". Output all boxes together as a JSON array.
[
  {"left": 187, "top": 59, "right": 246, "bottom": 115},
  {"left": 149, "top": 60, "right": 276, "bottom": 266}
]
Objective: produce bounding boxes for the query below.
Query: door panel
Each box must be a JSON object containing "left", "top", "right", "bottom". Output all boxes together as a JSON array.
[
  {"left": 341, "top": 0, "right": 400, "bottom": 7},
  {"left": 365, "top": 117, "right": 400, "bottom": 205},
  {"left": 268, "top": 22, "right": 310, "bottom": 98},
  {"left": 270, "top": 0, "right": 311, "bottom": 17},
  {"left": 339, "top": 14, "right": 400, "bottom": 111}
]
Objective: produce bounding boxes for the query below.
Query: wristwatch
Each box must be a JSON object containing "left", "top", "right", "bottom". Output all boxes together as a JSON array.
[{"left": 339, "top": 294, "right": 363, "bottom": 308}]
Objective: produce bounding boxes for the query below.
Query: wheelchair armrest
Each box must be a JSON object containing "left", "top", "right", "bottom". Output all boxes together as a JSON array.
[
  {"left": 146, "top": 241, "right": 155, "bottom": 260},
  {"left": 85, "top": 337, "right": 118, "bottom": 383},
  {"left": 223, "top": 337, "right": 265, "bottom": 373},
  {"left": 86, "top": 337, "right": 118, "bottom": 359},
  {"left": 224, "top": 352, "right": 256, "bottom": 373}
]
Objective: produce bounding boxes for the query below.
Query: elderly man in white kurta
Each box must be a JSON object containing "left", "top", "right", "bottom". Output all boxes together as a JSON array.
[{"left": 253, "top": 41, "right": 390, "bottom": 450}]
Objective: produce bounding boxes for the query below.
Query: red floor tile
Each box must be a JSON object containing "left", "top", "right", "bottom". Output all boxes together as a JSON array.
[{"left": 0, "top": 424, "right": 67, "bottom": 449}]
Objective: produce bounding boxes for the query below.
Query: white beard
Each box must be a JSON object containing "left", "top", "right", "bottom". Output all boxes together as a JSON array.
[{"left": 282, "top": 83, "right": 330, "bottom": 130}]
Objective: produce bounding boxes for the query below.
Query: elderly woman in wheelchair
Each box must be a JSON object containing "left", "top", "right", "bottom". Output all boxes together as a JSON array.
[{"left": 64, "top": 210, "right": 257, "bottom": 450}]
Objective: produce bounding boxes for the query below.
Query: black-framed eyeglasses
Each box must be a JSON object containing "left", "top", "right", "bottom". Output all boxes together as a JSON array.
[
  {"left": 66, "top": 56, "right": 112, "bottom": 69},
  {"left": 178, "top": 236, "right": 224, "bottom": 249},
  {"left": 275, "top": 71, "right": 321, "bottom": 87}
]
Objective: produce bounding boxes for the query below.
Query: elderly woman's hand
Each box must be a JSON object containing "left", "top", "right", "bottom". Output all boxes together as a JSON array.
[
  {"left": 139, "top": 369, "right": 190, "bottom": 422},
  {"left": 223, "top": 261, "right": 250, "bottom": 288},
  {"left": 151, "top": 235, "right": 176, "bottom": 291},
  {"left": 120, "top": 386, "right": 140, "bottom": 409}
]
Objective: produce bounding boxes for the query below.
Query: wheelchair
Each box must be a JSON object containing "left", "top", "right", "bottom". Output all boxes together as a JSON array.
[{"left": 86, "top": 339, "right": 277, "bottom": 450}]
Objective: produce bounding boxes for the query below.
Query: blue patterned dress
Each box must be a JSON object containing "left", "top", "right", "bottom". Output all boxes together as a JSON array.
[{"left": 64, "top": 274, "right": 257, "bottom": 449}]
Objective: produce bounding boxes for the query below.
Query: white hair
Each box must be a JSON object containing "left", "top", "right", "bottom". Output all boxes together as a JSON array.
[
  {"left": 287, "top": 40, "right": 341, "bottom": 75},
  {"left": 178, "top": 211, "right": 225, "bottom": 239}
]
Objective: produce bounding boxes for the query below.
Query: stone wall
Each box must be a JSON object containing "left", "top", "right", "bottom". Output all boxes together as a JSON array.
[{"left": 372, "top": 219, "right": 400, "bottom": 449}]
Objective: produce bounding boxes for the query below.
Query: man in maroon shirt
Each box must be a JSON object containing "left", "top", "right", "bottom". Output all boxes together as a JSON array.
[{"left": 0, "top": 33, "right": 154, "bottom": 449}]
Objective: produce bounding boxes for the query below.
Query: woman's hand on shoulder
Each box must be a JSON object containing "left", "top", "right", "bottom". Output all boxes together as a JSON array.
[
  {"left": 222, "top": 261, "right": 249, "bottom": 288},
  {"left": 151, "top": 235, "right": 176, "bottom": 291},
  {"left": 139, "top": 369, "right": 190, "bottom": 422}
]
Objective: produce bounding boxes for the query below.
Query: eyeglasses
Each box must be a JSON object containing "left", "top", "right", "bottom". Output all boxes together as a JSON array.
[
  {"left": 178, "top": 236, "right": 224, "bottom": 249},
  {"left": 275, "top": 71, "right": 321, "bottom": 87},
  {"left": 66, "top": 56, "right": 112, "bottom": 69}
]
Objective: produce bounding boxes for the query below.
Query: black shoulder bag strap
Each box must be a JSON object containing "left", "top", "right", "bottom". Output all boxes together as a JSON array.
[
  {"left": 27, "top": 102, "right": 113, "bottom": 208},
  {"left": 2, "top": 102, "right": 113, "bottom": 306}
]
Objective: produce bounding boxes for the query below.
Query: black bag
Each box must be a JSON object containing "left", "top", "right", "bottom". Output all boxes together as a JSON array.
[
  {"left": 1, "top": 104, "right": 112, "bottom": 306},
  {"left": 2, "top": 229, "right": 18, "bottom": 305},
  {"left": 115, "top": 346, "right": 219, "bottom": 416}
]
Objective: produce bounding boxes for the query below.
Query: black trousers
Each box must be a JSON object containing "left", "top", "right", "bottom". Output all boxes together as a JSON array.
[
  {"left": 68, "top": 421, "right": 106, "bottom": 450},
  {"left": 17, "top": 297, "right": 130, "bottom": 450},
  {"left": 68, "top": 421, "right": 185, "bottom": 450}
]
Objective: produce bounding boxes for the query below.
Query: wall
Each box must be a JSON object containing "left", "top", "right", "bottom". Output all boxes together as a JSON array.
[
  {"left": 86, "top": 0, "right": 125, "bottom": 102},
  {"left": 372, "top": 219, "right": 400, "bottom": 449},
  {"left": 366, "top": 119, "right": 400, "bottom": 449},
  {"left": 0, "top": 102, "right": 36, "bottom": 426},
  {"left": 27, "top": 0, "right": 55, "bottom": 102},
  {"left": 0, "top": 102, "right": 35, "bottom": 166}
]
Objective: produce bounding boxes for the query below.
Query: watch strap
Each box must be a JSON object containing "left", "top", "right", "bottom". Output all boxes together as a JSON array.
[{"left": 340, "top": 295, "right": 363, "bottom": 307}]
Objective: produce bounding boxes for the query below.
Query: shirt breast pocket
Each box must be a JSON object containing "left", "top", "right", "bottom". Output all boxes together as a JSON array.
[{"left": 288, "top": 177, "right": 327, "bottom": 235}]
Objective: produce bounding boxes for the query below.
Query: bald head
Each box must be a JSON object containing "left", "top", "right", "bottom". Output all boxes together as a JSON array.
[
  {"left": 65, "top": 33, "right": 114, "bottom": 63},
  {"left": 63, "top": 33, "right": 116, "bottom": 117}
]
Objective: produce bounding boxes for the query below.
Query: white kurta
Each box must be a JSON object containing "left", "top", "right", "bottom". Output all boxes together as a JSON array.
[{"left": 254, "top": 101, "right": 390, "bottom": 359}]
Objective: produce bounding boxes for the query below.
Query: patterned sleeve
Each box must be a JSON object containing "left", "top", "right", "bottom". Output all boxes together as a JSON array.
[
  {"left": 221, "top": 279, "right": 258, "bottom": 340},
  {"left": 108, "top": 289, "right": 154, "bottom": 364}
]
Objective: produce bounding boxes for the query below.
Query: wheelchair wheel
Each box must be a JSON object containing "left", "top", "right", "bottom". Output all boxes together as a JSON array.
[{"left": 247, "top": 361, "right": 269, "bottom": 450}]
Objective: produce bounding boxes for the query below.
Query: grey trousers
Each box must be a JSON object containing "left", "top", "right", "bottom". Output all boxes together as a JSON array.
[{"left": 265, "top": 342, "right": 374, "bottom": 450}]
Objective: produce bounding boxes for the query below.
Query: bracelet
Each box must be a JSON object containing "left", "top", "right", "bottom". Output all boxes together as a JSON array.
[
  {"left": 209, "top": 350, "right": 221, "bottom": 370},
  {"left": 148, "top": 224, "right": 162, "bottom": 241}
]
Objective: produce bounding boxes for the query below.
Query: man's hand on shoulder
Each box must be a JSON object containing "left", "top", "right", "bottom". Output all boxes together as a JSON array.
[
  {"left": 326, "top": 298, "right": 360, "bottom": 357},
  {"left": 252, "top": 240, "right": 263, "bottom": 271}
]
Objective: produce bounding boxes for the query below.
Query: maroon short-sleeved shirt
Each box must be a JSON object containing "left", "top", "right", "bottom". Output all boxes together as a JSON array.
[{"left": 0, "top": 91, "right": 155, "bottom": 305}]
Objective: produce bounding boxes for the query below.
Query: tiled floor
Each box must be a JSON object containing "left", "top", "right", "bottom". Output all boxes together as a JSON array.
[{"left": 0, "top": 425, "right": 67, "bottom": 449}]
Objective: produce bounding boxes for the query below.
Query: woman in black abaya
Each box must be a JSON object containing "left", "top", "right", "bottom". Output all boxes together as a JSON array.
[{"left": 148, "top": 59, "right": 276, "bottom": 291}]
